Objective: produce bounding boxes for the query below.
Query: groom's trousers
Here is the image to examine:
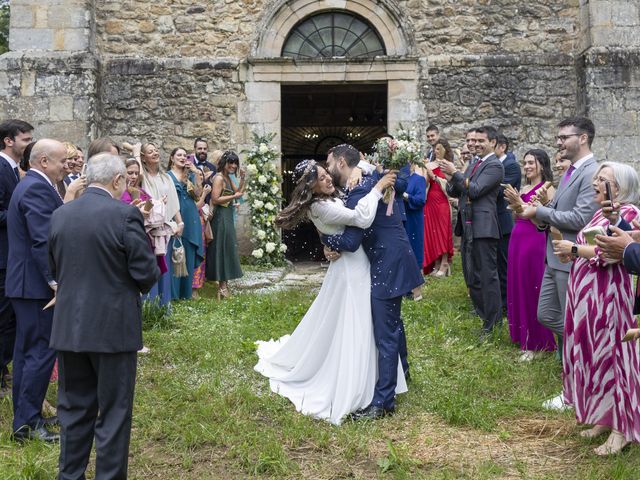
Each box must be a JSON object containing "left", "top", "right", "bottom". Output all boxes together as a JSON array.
[{"left": 370, "top": 295, "right": 403, "bottom": 410}]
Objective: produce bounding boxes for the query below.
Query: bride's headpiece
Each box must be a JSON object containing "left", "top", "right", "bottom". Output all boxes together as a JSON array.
[{"left": 293, "top": 159, "right": 317, "bottom": 184}]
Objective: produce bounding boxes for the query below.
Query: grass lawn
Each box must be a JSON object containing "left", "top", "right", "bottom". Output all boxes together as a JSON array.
[{"left": 1, "top": 258, "right": 639, "bottom": 479}]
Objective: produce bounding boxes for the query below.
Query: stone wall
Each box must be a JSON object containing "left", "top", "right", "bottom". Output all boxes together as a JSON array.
[
  {"left": 95, "top": 0, "right": 579, "bottom": 58},
  {"left": 423, "top": 53, "right": 579, "bottom": 158},
  {"left": 0, "top": 51, "right": 97, "bottom": 145},
  {"left": 96, "top": 0, "right": 266, "bottom": 57},
  {"left": 99, "top": 57, "right": 245, "bottom": 154},
  {"left": 404, "top": 0, "right": 579, "bottom": 56}
]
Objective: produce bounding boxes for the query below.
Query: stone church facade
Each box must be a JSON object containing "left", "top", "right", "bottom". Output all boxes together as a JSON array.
[{"left": 1, "top": 0, "right": 639, "bottom": 252}]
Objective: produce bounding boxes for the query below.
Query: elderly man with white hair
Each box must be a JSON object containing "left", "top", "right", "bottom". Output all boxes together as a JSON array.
[{"left": 48, "top": 153, "right": 160, "bottom": 479}]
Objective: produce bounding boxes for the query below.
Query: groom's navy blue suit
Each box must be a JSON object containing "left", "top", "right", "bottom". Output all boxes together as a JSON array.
[{"left": 323, "top": 173, "right": 423, "bottom": 410}]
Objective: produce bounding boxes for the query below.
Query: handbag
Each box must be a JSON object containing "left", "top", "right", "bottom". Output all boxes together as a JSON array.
[
  {"left": 204, "top": 220, "right": 214, "bottom": 245},
  {"left": 171, "top": 237, "right": 188, "bottom": 277}
]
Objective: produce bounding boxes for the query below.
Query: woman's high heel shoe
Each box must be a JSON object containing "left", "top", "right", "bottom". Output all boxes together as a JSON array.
[
  {"left": 433, "top": 265, "right": 451, "bottom": 278},
  {"left": 217, "top": 285, "right": 230, "bottom": 300}
]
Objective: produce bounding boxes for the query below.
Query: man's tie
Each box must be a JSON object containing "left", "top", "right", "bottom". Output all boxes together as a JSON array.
[
  {"left": 561, "top": 165, "right": 576, "bottom": 187},
  {"left": 469, "top": 159, "right": 483, "bottom": 177},
  {"left": 13, "top": 167, "right": 20, "bottom": 182}
]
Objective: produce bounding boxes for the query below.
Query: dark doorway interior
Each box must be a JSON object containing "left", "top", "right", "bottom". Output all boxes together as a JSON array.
[{"left": 280, "top": 83, "right": 387, "bottom": 261}]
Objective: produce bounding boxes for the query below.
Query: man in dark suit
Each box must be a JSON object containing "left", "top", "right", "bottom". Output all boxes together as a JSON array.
[
  {"left": 323, "top": 144, "right": 423, "bottom": 419},
  {"left": 439, "top": 126, "right": 505, "bottom": 334},
  {"left": 7, "top": 139, "right": 66, "bottom": 442},
  {"left": 0, "top": 119, "right": 33, "bottom": 397},
  {"left": 49, "top": 153, "right": 160, "bottom": 479},
  {"left": 495, "top": 133, "right": 521, "bottom": 313}
]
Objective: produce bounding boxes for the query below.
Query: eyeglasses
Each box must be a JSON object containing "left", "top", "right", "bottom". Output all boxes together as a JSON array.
[
  {"left": 555, "top": 133, "right": 582, "bottom": 143},
  {"left": 595, "top": 176, "right": 617, "bottom": 186}
]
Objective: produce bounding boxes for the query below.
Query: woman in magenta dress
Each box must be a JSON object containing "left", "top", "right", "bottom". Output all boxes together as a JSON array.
[
  {"left": 505, "top": 149, "right": 556, "bottom": 360},
  {"left": 553, "top": 161, "right": 640, "bottom": 455},
  {"left": 421, "top": 139, "right": 454, "bottom": 277}
]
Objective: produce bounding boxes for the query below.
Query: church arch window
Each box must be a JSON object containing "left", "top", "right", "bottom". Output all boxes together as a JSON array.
[{"left": 281, "top": 12, "right": 386, "bottom": 59}]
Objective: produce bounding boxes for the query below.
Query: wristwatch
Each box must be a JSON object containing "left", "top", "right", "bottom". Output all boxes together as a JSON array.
[{"left": 571, "top": 244, "right": 579, "bottom": 256}]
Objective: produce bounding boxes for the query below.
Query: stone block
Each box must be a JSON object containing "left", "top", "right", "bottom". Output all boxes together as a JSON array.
[
  {"left": 244, "top": 82, "right": 280, "bottom": 101},
  {"left": 49, "top": 96, "right": 74, "bottom": 121},
  {"left": 9, "top": 5, "right": 34, "bottom": 29},
  {"left": 34, "top": 5, "right": 49, "bottom": 28},
  {"left": 10, "top": 28, "right": 54, "bottom": 50},
  {"left": 73, "top": 97, "right": 92, "bottom": 121},
  {"left": 63, "top": 29, "right": 90, "bottom": 51},
  {"left": 48, "top": 6, "right": 89, "bottom": 29},
  {"left": 0, "top": 72, "right": 21, "bottom": 97},
  {"left": 21, "top": 71, "right": 36, "bottom": 96},
  {"left": 38, "top": 121, "right": 87, "bottom": 144}
]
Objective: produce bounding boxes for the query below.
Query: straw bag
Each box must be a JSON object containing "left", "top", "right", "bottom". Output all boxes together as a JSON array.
[{"left": 171, "top": 237, "right": 188, "bottom": 277}]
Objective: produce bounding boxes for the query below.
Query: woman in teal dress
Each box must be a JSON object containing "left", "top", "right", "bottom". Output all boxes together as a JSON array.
[
  {"left": 206, "top": 151, "right": 245, "bottom": 299},
  {"left": 168, "top": 147, "right": 204, "bottom": 300}
]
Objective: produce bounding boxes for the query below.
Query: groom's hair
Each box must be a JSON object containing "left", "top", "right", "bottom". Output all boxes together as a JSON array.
[{"left": 329, "top": 144, "right": 360, "bottom": 168}]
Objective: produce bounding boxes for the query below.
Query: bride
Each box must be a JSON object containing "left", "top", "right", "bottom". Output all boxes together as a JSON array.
[{"left": 254, "top": 159, "right": 407, "bottom": 425}]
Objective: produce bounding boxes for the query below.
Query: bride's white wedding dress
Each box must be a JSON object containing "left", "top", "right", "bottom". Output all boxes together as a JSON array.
[{"left": 254, "top": 190, "right": 407, "bottom": 425}]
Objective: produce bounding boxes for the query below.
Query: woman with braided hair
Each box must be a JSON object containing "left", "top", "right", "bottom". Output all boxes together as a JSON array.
[{"left": 254, "top": 159, "right": 406, "bottom": 425}]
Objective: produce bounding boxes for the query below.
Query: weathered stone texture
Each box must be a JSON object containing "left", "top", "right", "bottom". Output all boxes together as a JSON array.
[
  {"left": 99, "top": 58, "right": 244, "bottom": 156},
  {"left": 583, "top": 47, "right": 640, "bottom": 164},
  {"left": 0, "top": 52, "right": 98, "bottom": 146},
  {"left": 399, "top": 0, "right": 579, "bottom": 56},
  {"left": 422, "top": 55, "right": 578, "bottom": 159},
  {"left": 96, "top": 0, "right": 267, "bottom": 57}
]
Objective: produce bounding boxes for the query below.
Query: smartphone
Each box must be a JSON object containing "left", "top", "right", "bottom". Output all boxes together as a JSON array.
[
  {"left": 583, "top": 225, "right": 606, "bottom": 245},
  {"left": 604, "top": 181, "right": 613, "bottom": 202},
  {"left": 81, "top": 163, "right": 87, "bottom": 176},
  {"left": 144, "top": 199, "right": 153, "bottom": 211}
]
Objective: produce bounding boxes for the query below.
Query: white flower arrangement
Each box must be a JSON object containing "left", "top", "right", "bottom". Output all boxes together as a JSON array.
[{"left": 243, "top": 132, "right": 286, "bottom": 266}]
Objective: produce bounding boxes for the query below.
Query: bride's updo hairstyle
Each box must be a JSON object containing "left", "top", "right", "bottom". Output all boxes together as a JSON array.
[{"left": 276, "top": 159, "right": 337, "bottom": 230}]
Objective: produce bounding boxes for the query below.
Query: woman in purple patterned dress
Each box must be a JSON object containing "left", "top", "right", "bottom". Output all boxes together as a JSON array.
[
  {"left": 553, "top": 162, "right": 640, "bottom": 455},
  {"left": 505, "top": 150, "right": 557, "bottom": 361}
]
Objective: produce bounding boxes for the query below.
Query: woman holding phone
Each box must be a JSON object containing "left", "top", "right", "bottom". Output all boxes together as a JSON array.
[{"left": 552, "top": 162, "right": 640, "bottom": 455}]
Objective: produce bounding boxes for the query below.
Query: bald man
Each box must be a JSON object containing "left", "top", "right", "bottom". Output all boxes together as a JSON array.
[{"left": 7, "top": 139, "right": 66, "bottom": 443}]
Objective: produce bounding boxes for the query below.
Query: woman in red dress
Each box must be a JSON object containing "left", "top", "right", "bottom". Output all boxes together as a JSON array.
[{"left": 421, "top": 139, "right": 455, "bottom": 277}]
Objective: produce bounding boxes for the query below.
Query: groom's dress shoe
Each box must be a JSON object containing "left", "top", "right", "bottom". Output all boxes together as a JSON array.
[
  {"left": 42, "top": 415, "right": 59, "bottom": 427},
  {"left": 12, "top": 424, "right": 60, "bottom": 443},
  {"left": 350, "top": 405, "right": 394, "bottom": 421}
]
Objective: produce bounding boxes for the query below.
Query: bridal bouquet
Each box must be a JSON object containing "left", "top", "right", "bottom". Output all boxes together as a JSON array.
[{"left": 372, "top": 127, "right": 424, "bottom": 215}]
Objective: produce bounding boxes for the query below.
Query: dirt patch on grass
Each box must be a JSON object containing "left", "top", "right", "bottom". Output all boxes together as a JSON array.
[{"left": 366, "top": 413, "right": 583, "bottom": 479}]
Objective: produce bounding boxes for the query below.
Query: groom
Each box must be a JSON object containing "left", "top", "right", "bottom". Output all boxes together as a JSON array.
[{"left": 323, "top": 144, "right": 424, "bottom": 420}]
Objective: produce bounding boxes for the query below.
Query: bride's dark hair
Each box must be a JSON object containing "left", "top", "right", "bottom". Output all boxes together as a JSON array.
[{"left": 276, "top": 159, "right": 337, "bottom": 230}]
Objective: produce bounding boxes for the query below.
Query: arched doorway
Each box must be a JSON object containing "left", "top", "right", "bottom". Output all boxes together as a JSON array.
[{"left": 240, "top": 0, "right": 424, "bottom": 260}]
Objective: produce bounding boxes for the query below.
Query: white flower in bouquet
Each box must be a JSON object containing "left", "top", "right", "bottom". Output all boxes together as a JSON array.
[
  {"left": 256, "top": 229, "right": 266, "bottom": 240},
  {"left": 266, "top": 162, "right": 276, "bottom": 172},
  {"left": 279, "top": 244, "right": 287, "bottom": 253},
  {"left": 259, "top": 143, "right": 269, "bottom": 154},
  {"left": 270, "top": 185, "right": 279, "bottom": 195},
  {"left": 258, "top": 175, "right": 267, "bottom": 185},
  {"left": 265, "top": 202, "right": 275, "bottom": 211},
  {"left": 246, "top": 164, "right": 258, "bottom": 175},
  {"left": 253, "top": 199, "right": 264, "bottom": 209},
  {"left": 265, "top": 242, "right": 276, "bottom": 253},
  {"left": 252, "top": 248, "right": 264, "bottom": 259}
]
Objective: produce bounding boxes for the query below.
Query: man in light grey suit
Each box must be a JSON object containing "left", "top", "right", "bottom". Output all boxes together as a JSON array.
[
  {"left": 439, "top": 126, "right": 505, "bottom": 335},
  {"left": 520, "top": 116, "right": 599, "bottom": 409}
]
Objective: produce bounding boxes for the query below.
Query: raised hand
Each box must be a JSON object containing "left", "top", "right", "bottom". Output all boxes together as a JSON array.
[{"left": 374, "top": 170, "right": 397, "bottom": 193}]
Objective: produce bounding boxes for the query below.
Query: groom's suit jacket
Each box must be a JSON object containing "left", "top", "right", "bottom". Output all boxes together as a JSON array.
[{"left": 323, "top": 173, "right": 423, "bottom": 300}]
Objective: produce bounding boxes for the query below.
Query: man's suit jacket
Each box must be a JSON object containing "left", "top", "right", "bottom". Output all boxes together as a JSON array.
[
  {"left": 48, "top": 187, "right": 160, "bottom": 353},
  {"left": 323, "top": 174, "right": 423, "bottom": 300},
  {"left": 536, "top": 156, "right": 599, "bottom": 272},
  {"left": 617, "top": 218, "right": 640, "bottom": 314},
  {"left": 447, "top": 154, "right": 504, "bottom": 239},
  {"left": 496, "top": 153, "right": 521, "bottom": 237},
  {"left": 6, "top": 170, "right": 63, "bottom": 300},
  {"left": 0, "top": 155, "right": 20, "bottom": 269}
]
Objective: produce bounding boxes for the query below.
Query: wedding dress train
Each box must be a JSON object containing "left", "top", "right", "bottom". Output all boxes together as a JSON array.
[{"left": 255, "top": 192, "right": 408, "bottom": 425}]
